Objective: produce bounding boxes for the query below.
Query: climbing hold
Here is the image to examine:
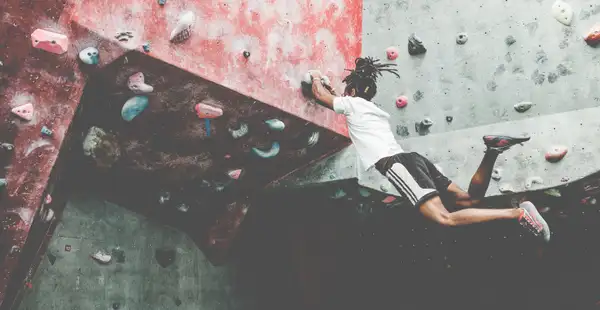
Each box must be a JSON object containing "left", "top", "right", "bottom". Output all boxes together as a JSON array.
[
  {"left": 358, "top": 188, "right": 371, "bottom": 197},
  {"left": 584, "top": 25, "right": 600, "bottom": 47},
  {"left": 456, "top": 32, "right": 468, "bottom": 45},
  {"left": 41, "top": 126, "right": 53, "bottom": 137},
  {"left": 307, "top": 131, "right": 320, "bottom": 147},
  {"left": 551, "top": 1, "right": 573, "bottom": 26},
  {"left": 265, "top": 119, "right": 285, "bottom": 131},
  {"left": 227, "top": 169, "right": 243, "bottom": 180},
  {"left": 90, "top": 251, "right": 112, "bottom": 264},
  {"left": 382, "top": 196, "right": 396, "bottom": 204},
  {"left": 1, "top": 143, "right": 14, "bottom": 151},
  {"left": 514, "top": 101, "right": 533, "bottom": 113},
  {"left": 121, "top": 96, "right": 149, "bottom": 122},
  {"left": 420, "top": 118, "right": 433, "bottom": 128},
  {"left": 195, "top": 103, "right": 222, "bottom": 119},
  {"left": 302, "top": 71, "right": 331, "bottom": 86},
  {"left": 545, "top": 146, "right": 568, "bottom": 163},
  {"left": 505, "top": 35, "right": 517, "bottom": 46},
  {"left": 331, "top": 188, "right": 347, "bottom": 199},
  {"left": 498, "top": 183, "right": 515, "bottom": 193},
  {"left": 31, "top": 29, "right": 69, "bottom": 54},
  {"left": 11, "top": 103, "right": 34, "bottom": 121},
  {"left": 229, "top": 123, "right": 249, "bottom": 139},
  {"left": 78, "top": 47, "right": 99, "bottom": 65},
  {"left": 380, "top": 184, "right": 389, "bottom": 193},
  {"left": 170, "top": 11, "right": 195, "bottom": 43},
  {"left": 42, "top": 209, "right": 54, "bottom": 222},
  {"left": 491, "top": 168, "right": 502, "bottom": 181},
  {"left": 445, "top": 116, "right": 453, "bottom": 123},
  {"left": 158, "top": 0, "right": 166, "bottom": 5},
  {"left": 112, "top": 303, "right": 121, "bottom": 310},
  {"left": 243, "top": 50, "right": 251, "bottom": 58},
  {"left": 176, "top": 203, "right": 189, "bottom": 212},
  {"left": 395, "top": 96, "right": 408, "bottom": 108},
  {"left": 408, "top": 33, "right": 427, "bottom": 56},
  {"left": 252, "top": 142, "right": 280, "bottom": 158},
  {"left": 560, "top": 176, "right": 570, "bottom": 182},
  {"left": 0, "top": 178, "right": 6, "bottom": 189},
  {"left": 158, "top": 191, "right": 170, "bottom": 205},
  {"left": 142, "top": 43, "right": 151, "bottom": 52},
  {"left": 128, "top": 72, "right": 154, "bottom": 94},
  {"left": 525, "top": 176, "right": 544, "bottom": 189},
  {"left": 544, "top": 188, "right": 562, "bottom": 197},
  {"left": 386, "top": 46, "right": 399, "bottom": 60}
]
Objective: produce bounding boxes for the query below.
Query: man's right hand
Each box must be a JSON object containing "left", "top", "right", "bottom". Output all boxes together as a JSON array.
[{"left": 308, "top": 70, "right": 322, "bottom": 81}]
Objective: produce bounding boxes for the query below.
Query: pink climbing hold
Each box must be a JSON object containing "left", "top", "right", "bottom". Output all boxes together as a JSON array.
[
  {"left": 11, "top": 103, "right": 34, "bottom": 121},
  {"left": 45, "top": 194, "right": 52, "bottom": 204},
  {"left": 382, "top": 196, "right": 396, "bottom": 204},
  {"left": 195, "top": 103, "right": 223, "bottom": 119},
  {"left": 227, "top": 169, "right": 243, "bottom": 180},
  {"left": 395, "top": 96, "right": 408, "bottom": 108},
  {"left": 31, "top": 29, "right": 69, "bottom": 54},
  {"left": 386, "top": 46, "right": 399, "bottom": 60},
  {"left": 545, "top": 146, "right": 568, "bottom": 163}
]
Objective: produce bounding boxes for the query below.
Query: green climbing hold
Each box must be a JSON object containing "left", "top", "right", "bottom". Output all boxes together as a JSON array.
[
  {"left": 252, "top": 142, "right": 280, "bottom": 158},
  {"left": 331, "top": 188, "right": 347, "bottom": 199},
  {"left": 0, "top": 178, "right": 6, "bottom": 189},
  {"left": 265, "top": 119, "right": 285, "bottom": 131}
]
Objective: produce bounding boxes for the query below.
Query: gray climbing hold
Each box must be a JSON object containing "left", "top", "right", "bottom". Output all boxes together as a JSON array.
[
  {"left": 380, "top": 184, "right": 389, "bottom": 193},
  {"left": 307, "top": 131, "right": 320, "bottom": 147},
  {"left": 79, "top": 47, "right": 99, "bottom": 65},
  {"left": 456, "top": 32, "right": 468, "bottom": 45},
  {"left": 420, "top": 118, "right": 433, "bottom": 128},
  {"left": 544, "top": 188, "right": 562, "bottom": 197},
  {"left": 408, "top": 33, "right": 427, "bottom": 55},
  {"left": 331, "top": 188, "right": 347, "bottom": 199},
  {"left": 505, "top": 35, "right": 516, "bottom": 46},
  {"left": 514, "top": 101, "right": 533, "bottom": 113},
  {"left": 491, "top": 168, "right": 502, "bottom": 181},
  {"left": 498, "top": 183, "right": 515, "bottom": 193},
  {"left": 265, "top": 119, "right": 285, "bottom": 131},
  {"left": 128, "top": 72, "right": 154, "bottom": 94},
  {"left": 158, "top": 191, "right": 171, "bottom": 205},
  {"left": 0, "top": 143, "right": 14, "bottom": 151},
  {"left": 170, "top": 11, "right": 195, "bottom": 43},
  {"left": 252, "top": 142, "right": 280, "bottom": 158},
  {"left": 525, "top": 176, "right": 544, "bottom": 189},
  {"left": 176, "top": 203, "right": 189, "bottom": 212},
  {"left": 121, "top": 96, "right": 149, "bottom": 121},
  {"left": 445, "top": 116, "right": 453, "bottom": 123},
  {"left": 229, "top": 123, "right": 248, "bottom": 139}
]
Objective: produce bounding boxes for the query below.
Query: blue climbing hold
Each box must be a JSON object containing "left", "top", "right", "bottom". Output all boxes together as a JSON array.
[
  {"left": 122, "top": 96, "right": 149, "bottom": 121},
  {"left": 158, "top": 0, "right": 166, "bottom": 5},
  {"left": 252, "top": 142, "right": 280, "bottom": 158},
  {"left": 142, "top": 43, "right": 151, "bottom": 53},
  {"left": 41, "top": 126, "right": 53, "bottom": 136}
]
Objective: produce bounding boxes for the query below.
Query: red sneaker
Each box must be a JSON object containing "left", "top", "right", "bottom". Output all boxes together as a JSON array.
[
  {"left": 483, "top": 135, "right": 530, "bottom": 153},
  {"left": 518, "top": 201, "right": 551, "bottom": 243}
]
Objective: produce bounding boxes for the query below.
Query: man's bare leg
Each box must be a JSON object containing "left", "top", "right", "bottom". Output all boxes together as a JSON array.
[{"left": 419, "top": 196, "right": 520, "bottom": 227}]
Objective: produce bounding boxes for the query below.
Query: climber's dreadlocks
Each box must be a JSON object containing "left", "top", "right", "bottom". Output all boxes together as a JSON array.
[{"left": 342, "top": 57, "right": 400, "bottom": 101}]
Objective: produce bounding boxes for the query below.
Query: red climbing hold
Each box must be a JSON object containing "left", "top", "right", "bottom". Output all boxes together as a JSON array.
[
  {"left": 11, "top": 103, "right": 34, "bottom": 121},
  {"left": 386, "top": 47, "right": 399, "bottom": 60},
  {"left": 227, "top": 169, "right": 243, "bottom": 180},
  {"left": 584, "top": 25, "right": 600, "bottom": 46},
  {"left": 31, "top": 29, "right": 69, "bottom": 54},
  {"left": 195, "top": 103, "right": 223, "bottom": 119},
  {"left": 395, "top": 96, "right": 408, "bottom": 108},
  {"left": 382, "top": 196, "right": 396, "bottom": 204},
  {"left": 545, "top": 146, "right": 568, "bottom": 163}
]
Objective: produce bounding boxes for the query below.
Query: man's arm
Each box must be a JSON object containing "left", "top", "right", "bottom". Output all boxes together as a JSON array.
[{"left": 310, "top": 72, "right": 337, "bottom": 110}]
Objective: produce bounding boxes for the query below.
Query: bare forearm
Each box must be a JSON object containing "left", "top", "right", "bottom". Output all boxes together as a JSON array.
[{"left": 311, "top": 79, "right": 335, "bottom": 108}]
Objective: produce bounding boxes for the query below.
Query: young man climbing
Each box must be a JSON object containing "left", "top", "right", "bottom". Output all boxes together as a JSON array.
[{"left": 308, "top": 57, "right": 551, "bottom": 242}]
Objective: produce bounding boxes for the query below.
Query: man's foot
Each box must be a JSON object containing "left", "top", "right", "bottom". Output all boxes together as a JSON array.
[
  {"left": 483, "top": 135, "right": 530, "bottom": 153},
  {"left": 518, "top": 201, "right": 551, "bottom": 242}
]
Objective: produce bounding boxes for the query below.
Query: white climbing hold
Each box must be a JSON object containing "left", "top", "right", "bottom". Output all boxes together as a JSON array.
[
  {"left": 170, "top": 11, "right": 195, "bottom": 43},
  {"left": 380, "top": 184, "right": 389, "bottom": 193},
  {"left": 128, "top": 72, "right": 154, "bottom": 94},
  {"left": 78, "top": 47, "right": 99, "bottom": 65},
  {"left": 302, "top": 71, "right": 330, "bottom": 86},
  {"left": 265, "top": 119, "right": 285, "bottom": 131},
  {"left": 514, "top": 101, "right": 533, "bottom": 113},
  {"left": 229, "top": 123, "right": 248, "bottom": 139},
  {"left": 42, "top": 209, "right": 54, "bottom": 222},
  {"left": 90, "top": 251, "right": 112, "bottom": 264},
  {"left": 491, "top": 168, "right": 502, "bottom": 181},
  {"left": 498, "top": 183, "right": 515, "bottom": 193},
  {"left": 252, "top": 142, "right": 280, "bottom": 158},
  {"left": 307, "top": 131, "right": 320, "bottom": 147},
  {"left": 11, "top": 103, "right": 34, "bottom": 121},
  {"left": 525, "top": 176, "right": 544, "bottom": 189},
  {"left": 331, "top": 188, "right": 347, "bottom": 199},
  {"left": 544, "top": 188, "right": 562, "bottom": 197},
  {"left": 177, "top": 203, "right": 190, "bottom": 212},
  {"left": 551, "top": 1, "right": 573, "bottom": 26},
  {"left": 545, "top": 146, "right": 568, "bottom": 163}
]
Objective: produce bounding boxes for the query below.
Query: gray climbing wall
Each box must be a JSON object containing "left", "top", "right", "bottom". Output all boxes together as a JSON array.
[
  {"left": 276, "top": 0, "right": 600, "bottom": 197},
  {"left": 363, "top": 0, "right": 600, "bottom": 137},
  {"left": 18, "top": 194, "right": 255, "bottom": 310}
]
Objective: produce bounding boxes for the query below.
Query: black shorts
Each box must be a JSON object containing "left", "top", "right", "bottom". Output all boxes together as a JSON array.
[{"left": 375, "top": 152, "right": 453, "bottom": 208}]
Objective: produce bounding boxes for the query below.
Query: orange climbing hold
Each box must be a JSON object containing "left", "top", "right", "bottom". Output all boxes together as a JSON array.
[
  {"left": 11, "top": 103, "right": 34, "bottom": 121},
  {"left": 584, "top": 25, "right": 600, "bottom": 46},
  {"left": 195, "top": 103, "right": 223, "bottom": 119},
  {"left": 31, "top": 29, "right": 69, "bottom": 54}
]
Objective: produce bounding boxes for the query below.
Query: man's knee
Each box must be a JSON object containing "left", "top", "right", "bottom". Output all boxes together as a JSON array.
[{"left": 419, "top": 197, "right": 456, "bottom": 227}]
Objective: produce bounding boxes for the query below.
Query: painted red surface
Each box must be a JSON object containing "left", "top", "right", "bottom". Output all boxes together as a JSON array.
[{"left": 0, "top": 0, "right": 362, "bottom": 306}]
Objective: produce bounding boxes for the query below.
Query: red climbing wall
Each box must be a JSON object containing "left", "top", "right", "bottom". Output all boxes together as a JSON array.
[{"left": 68, "top": 0, "right": 362, "bottom": 137}]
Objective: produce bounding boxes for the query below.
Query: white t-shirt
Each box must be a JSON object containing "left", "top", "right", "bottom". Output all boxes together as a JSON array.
[{"left": 333, "top": 96, "right": 404, "bottom": 174}]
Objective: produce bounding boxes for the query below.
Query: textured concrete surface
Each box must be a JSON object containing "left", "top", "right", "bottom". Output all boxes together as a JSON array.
[
  {"left": 279, "top": 0, "right": 600, "bottom": 196},
  {"left": 18, "top": 193, "right": 254, "bottom": 310}
]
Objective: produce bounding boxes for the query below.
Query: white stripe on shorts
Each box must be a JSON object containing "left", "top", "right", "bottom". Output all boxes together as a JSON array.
[{"left": 385, "top": 163, "right": 437, "bottom": 206}]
